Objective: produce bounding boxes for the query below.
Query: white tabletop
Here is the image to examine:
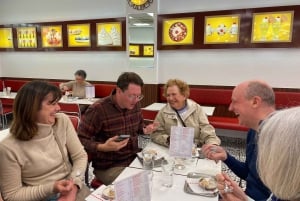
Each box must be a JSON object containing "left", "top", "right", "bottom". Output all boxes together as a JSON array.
[
  {"left": 0, "top": 92, "right": 17, "bottom": 99},
  {"left": 142, "top": 103, "right": 215, "bottom": 116},
  {"left": 59, "top": 97, "right": 100, "bottom": 105},
  {"left": 0, "top": 129, "right": 10, "bottom": 142}
]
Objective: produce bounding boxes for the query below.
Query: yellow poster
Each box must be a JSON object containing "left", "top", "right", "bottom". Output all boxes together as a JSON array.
[
  {"left": 67, "top": 24, "right": 90, "bottom": 47},
  {"left": 0, "top": 28, "right": 13, "bottom": 48},
  {"left": 41, "top": 25, "right": 63, "bottom": 48},
  {"left": 163, "top": 17, "right": 194, "bottom": 45},
  {"left": 129, "top": 44, "right": 140, "bottom": 56},
  {"left": 251, "top": 11, "right": 293, "bottom": 43},
  {"left": 17, "top": 27, "right": 37, "bottom": 48},
  {"left": 204, "top": 15, "right": 240, "bottom": 44},
  {"left": 96, "top": 22, "right": 122, "bottom": 46},
  {"left": 143, "top": 45, "right": 154, "bottom": 56}
]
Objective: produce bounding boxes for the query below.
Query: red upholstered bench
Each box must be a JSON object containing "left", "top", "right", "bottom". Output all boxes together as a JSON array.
[
  {"left": 4, "top": 79, "right": 28, "bottom": 92},
  {"left": 94, "top": 84, "right": 116, "bottom": 98},
  {"left": 208, "top": 116, "right": 248, "bottom": 131}
]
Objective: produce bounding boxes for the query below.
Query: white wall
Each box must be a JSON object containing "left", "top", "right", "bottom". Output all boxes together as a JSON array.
[{"left": 1, "top": 0, "right": 300, "bottom": 87}]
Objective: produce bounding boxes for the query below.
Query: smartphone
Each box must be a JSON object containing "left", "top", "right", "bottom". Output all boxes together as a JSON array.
[{"left": 115, "top": 134, "right": 130, "bottom": 142}]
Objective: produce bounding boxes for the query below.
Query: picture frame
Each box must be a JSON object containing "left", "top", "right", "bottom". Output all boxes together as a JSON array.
[
  {"left": 204, "top": 14, "right": 240, "bottom": 44},
  {"left": 143, "top": 44, "right": 154, "bottom": 57},
  {"left": 162, "top": 17, "right": 194, "bottom": 45},
  {"left": 251, "top": 11, "right": 294, "bottom": 43},
  {"left": 129, "top": 44, "right": 140, "bottom": 57},
  {"left": 67, "top": 23, "right": 91, "bottom": 47},
  {"left": 0, "top": 28, "right": 13, "bottom": 48},
  {"left": 41, "top": 25, "right": 63, "bottom": 48},
  {"left": 16, "top": 27, "right": 37, "bottom": 48},
  {"left": 96, "top": 22, "right": 122, "bottom": 47}
]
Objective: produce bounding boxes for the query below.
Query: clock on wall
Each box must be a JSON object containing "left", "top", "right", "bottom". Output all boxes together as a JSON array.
[{"left": 127, "top": 0, "right": 153, "bottom": 10}]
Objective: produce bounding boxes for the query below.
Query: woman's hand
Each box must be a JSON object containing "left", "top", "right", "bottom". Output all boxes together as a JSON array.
[
  {"left": 143, "top": 121, "right": 160, "bottom": 134},
  {"left": 58, "top": 184, "right": 78, "bottom": 201},
  {"left": 53, "top": 179, "right": 74, "bottom": 195},
  {"left": 216, "top": 173, "right": 248, "bottom": 201}
]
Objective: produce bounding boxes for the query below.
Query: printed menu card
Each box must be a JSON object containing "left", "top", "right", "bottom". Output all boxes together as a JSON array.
[
  {"left": 169, "top": 126, "right": 195, "bottom": 158},
  {"left": 114, "top": 171, "right": 151, "bottom": 201}
]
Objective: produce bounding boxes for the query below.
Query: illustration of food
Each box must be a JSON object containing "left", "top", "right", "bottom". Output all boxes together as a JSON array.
[
  {"left": 75, "top": 36, "right": 89, "bottom": 42},
  {"left": 216, "top": 24, "right": 227, "bottom": 35},
  {"left": 206, "top": 24, "right": 213, "bottom": 36},
  {"left": 68, "top": 29, "right": 82, "bottom": 35},
  {"left": 260, "top": 17, "right": 270, "bottom": 40},
  {"left": 98, "top": 27, "right": 113, "bottom": 45},
  {"left": 168, "top": 22, "right": 187, "bottom": 42},
  {"left": 46, "top": 29, "right": 61, "bottom": 45},
  {"left": 229, "top": 22, "right": 238, "bottom": 35},
  {"left": 110, "top": 26, "right": 121, "bottom": 46}
]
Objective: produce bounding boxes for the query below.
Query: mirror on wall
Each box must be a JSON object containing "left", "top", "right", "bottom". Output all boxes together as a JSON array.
[{"left": 128, "top": 13, "right": 155, "bottom": 68}]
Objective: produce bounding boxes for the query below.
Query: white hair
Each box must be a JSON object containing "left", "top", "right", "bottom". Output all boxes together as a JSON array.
[{"left": 258, "top": 107, "right": 300, "bottom": 200}]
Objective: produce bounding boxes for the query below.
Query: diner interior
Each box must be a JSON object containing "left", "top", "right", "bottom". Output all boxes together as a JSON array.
[{"left": 1, "top": 0, "right": 300, "bottom": 200}]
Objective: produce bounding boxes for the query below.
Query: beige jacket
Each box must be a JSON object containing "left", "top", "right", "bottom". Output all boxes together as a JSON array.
[
  {"left": 59, "top": 80, "right": 91, "bottom": 98},
  {"left": 0, "top": 113, "right": 87, "bottom": 201},
  {"left": 151, "top": 99, "right": 220, "bottom": 147}
]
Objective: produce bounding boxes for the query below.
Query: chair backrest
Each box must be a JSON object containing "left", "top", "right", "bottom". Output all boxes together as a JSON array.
[
  {"left": 68, "top": 115, "right": 80, "bottom": 131},
  {"left": 58, "top": 102, "right": 81, "bottom": 119}
]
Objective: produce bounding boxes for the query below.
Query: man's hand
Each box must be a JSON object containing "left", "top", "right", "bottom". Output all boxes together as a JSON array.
[
  {"left": 97, "top": 136, "right": 129, "bottom": 152},
  {"left": 201, "top": 144, "right": 227, "bottom": 161}
]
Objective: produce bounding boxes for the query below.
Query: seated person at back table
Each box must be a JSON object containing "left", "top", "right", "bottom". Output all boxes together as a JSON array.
[
  {"left": 78, "top": 72, "right": 158, "bottom": 185},
  {"left": 151, "top": 78, "right": 220, "bottom": 147},
  {"left": 202, "top": 80, "right": 273, "bottom": 200},
  {"left": 217, "top": 107, "right": 300, "bottom": 201},
  {"left": 59, "top": 69, "right": 92, "bottom": 98},
  {"left": 0, "top": 81, "right": 89, "bottom": 201}
]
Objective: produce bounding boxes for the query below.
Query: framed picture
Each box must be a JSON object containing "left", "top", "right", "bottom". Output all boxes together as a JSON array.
[
  {"left": 143, "top": 44, "right": 154, "bottom": 57},
  {"left": 41, "top": 25, "right": 63, "bottom": 48},
  {"left": 162, "top": 17, "right": 194, "bottom": 45},
  {"left": 251, "top": 11, "right": 294, "bottom": 43},
  {"left": 204, "top": 14, "right": 240, "bottom": 44},
  {"left": 67, "top": 23, "right": 91, "bottom": 47},
  {"left": 129, "top": 44, "right": 140, "bottom": 56},
  {"left": 16, "top": 27, "right": 37, "bottom": 48},
  {"left": 96, "top": 22, "right": 122, "bottom": 46},
  {"left": 0, "top": 28, "right": 13, "bottom": 48}
]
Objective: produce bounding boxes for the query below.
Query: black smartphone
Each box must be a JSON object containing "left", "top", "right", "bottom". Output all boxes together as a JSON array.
[{"left": 115, "top": 134, "right": 130, "bottom": 142}]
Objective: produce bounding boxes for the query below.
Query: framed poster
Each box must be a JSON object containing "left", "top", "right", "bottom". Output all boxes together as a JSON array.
[
  {"left": 0, "top": 28, "right": 13, "bottom": 48},
  {"left": 16, "top": 27, "right": 37, "bottom": 48},
  {"left": 204, "top": 15, "right": 240, "bottom": 44},
  {"left": 129, "top": 44, "right": 140, "bottom": 56},
  {"left": 162, "top": 17, "right": 194, "bottom": 45},
  {"left": 67, "top": 24, "right": 91, "bottom": 47},
  {"left": 41, "top": 25, "right": 63, "bottom": 48},
  {"left": 251, "top": 11, "right": 294, "bottom": 43},
  {"left": 143, "top": 44, "right": 154, "bottom": 57},
  {"left": 96, "top": 22, "right": 122, "bottom": 46}
]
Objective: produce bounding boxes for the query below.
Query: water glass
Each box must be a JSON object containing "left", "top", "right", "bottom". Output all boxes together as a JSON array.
[
  {"left": 6, "top": 87, "right": 11, "bottom": 96},
  {"left": 142, "top": 150, "right": 154, "bottom": 171},
  {"left": 161, "top": 158, "right": 175, "bottom": 187}
]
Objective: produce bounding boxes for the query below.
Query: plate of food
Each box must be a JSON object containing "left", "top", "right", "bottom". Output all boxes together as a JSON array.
[
  {"left": 137, "top": 148, "right": 164, "bottom": 167},
  {"left": 102, "top": 185, "right": 115, "bottom": 200},
  {"left": 184, "top": 172, "right": 218, "bottom": 197},
  {"left": 168, "top": 22, "right": 188, "bottom": 42}
]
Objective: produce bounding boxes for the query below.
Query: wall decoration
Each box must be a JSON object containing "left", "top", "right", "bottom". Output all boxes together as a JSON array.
[
  {"left": 129, "top": 44, "right": 140, "bottom": 56},
  {"left": 0, "top": 28, "right": 13, "bottom": 48},
  {"left": 96, "top": 22, "right": 122, "bottom": 46},
  {"left": 16, "top": 27, "right": 37, "bottom": 48},
  {"left": 143, "top": 44, "right": 154, "bottom": 57},
  {"left": 67, "top": 24, "right": 90, "bottom": 47},
  {"left": 41, "top": 25, "right": 63, "bottom": 48},
  {"left": 204, "top": 15, "right": 240, "bottom": 44},
  {"left": 251, "top": 11, "right": 294, "bottom": 43},
  {"left": 162, "top": 17, "right": 194, "bottom": 45},
  {"left": 127, "top": 0, "right": 153, "bottom": 10}
]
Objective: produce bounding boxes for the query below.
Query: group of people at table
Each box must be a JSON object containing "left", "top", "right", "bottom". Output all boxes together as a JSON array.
[{"left": 0, "top": 70, "right": 299, "bottom": 201}]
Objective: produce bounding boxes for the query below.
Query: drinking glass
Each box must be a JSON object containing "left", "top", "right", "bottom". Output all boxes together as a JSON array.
[{"left": 161, "top": 158, "right": 175, "bottom": 187}]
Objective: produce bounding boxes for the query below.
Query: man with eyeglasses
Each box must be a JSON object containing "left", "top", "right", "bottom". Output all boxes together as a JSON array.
[{"left": 78, "top": 72, "right": 158, "bottom": 185}]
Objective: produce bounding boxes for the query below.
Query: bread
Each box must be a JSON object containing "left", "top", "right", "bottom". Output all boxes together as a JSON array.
[{"left": 199, "top": 177, "right": 217, "bottom": 190}]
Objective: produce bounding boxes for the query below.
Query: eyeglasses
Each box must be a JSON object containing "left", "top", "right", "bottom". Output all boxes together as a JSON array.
[{"left": 126, "top": 93, "right": 144, "bottom": 101}]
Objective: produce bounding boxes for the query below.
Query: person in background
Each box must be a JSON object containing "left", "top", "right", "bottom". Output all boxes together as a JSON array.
[
  {"left": 217, "top": 107, "right": 300, "bottom": 201},
  {"left": 0, "top": 81, "right": 89, "bottom": 201},
  {"left": 202, "top": 80, "right": 274, "bottom": 200},
  {"left": 59, "top": 69, "right": 91, "bottom": 98},
  {"left": 78, "top": 72, "right": 158, "bottom": 185},
  {"left": 151, "top": 78, "right": 220, "bottom": 147}
]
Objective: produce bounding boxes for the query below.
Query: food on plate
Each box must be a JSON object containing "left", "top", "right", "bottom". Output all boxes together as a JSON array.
[
  {"left": 143, "top": 149, "right": 157, "bottom": 156},
  {"left": 102, "top": 185, "right": 115, "bottom": 199},
  {"left": 199, "top": 177, "right": 217, "bottom": 190},
  {"left": 168, "top": 22, "right": 187, "bottom": 42}
]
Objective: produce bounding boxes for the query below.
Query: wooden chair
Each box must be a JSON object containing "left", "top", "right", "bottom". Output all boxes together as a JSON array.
[
  {"left": 0, "top": 98, "right": 14, "bottom": 128},
  {"left": 58, "top": 102, "right": 81, "bottom": 119}
]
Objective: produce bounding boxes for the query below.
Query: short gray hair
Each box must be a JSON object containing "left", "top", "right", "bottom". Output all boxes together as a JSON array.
[
  {"left": 245, "top": 81, "right": 275, "bottom": 106},
  {"left": 258, "top": 107, "right": 300, "bottom": 200}
]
